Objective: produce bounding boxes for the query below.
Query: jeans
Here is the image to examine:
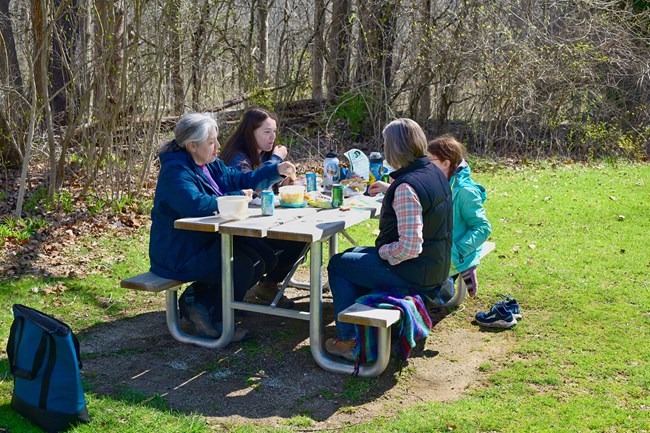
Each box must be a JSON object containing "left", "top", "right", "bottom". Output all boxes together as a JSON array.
[{"left": 327, "top": 246, "right": 416, "bottom": 340}]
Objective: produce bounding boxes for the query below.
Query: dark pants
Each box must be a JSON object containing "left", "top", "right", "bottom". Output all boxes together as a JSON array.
[
  {"left": 191, "top": 237, "right": 306, "bottom": 322},
  {"left": 241, "top": 237, "right": 307, "bottom": 283}
]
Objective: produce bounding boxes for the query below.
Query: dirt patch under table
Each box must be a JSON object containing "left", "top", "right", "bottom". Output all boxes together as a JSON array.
[{"left": 79, "top": 281, "right": 513, "bottom": 430}]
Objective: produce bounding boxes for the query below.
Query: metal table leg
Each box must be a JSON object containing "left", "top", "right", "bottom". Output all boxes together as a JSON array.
[{"left": 309, "top": 239, "right": 392, "bottom": 377}]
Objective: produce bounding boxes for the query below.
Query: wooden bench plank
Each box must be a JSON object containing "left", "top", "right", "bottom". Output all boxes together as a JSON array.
[
  {"left": 338, "top": 303, "right": 401, "bottom": 328},
  {"left": 120, "top": 272, "right": 186, "bottom": 292}
]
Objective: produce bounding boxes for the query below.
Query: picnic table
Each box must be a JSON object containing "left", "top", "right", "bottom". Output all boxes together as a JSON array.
[{"left": 173, "top": 199, "right": 392, "bottom": 376}]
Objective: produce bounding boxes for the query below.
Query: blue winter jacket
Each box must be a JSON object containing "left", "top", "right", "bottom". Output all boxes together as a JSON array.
[
  {"left": 450, "top": 161, "right": 491, "bottom": 274},
  {"left": 149, "top": 147, "right": 282, "bottom": 281}
]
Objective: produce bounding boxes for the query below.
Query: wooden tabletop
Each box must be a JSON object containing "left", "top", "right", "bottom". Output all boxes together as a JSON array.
[
  {"left": 174, "top": 197, "right": 382, "bottom": 241},
  {"left": 174, "top": 206, "right": 319, "bottom": 237},
  {"left": 266, "top": 207, "right": 379, "bottom": 243}
]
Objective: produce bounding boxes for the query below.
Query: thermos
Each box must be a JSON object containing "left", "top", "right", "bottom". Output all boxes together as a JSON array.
[
  {"left": 323, "top": 151, "right": 340, "bottom": 191},
  {"left": 369, "top": 152, "right": 383, "bottom": 183}
]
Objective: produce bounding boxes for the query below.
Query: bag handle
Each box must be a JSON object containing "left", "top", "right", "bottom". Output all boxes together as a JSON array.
[
  {"left": 6, "top": 316, "right": 20, "bottom": 366},
  {"left": 8, "top": 316, "right": 49, "bottom": 380},
  {"left": 72, "top": 332, "right": 83, "bottom": 369}
]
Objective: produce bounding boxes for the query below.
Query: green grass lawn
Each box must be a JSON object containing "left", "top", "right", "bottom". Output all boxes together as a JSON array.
[{"left": 1, "top": 162, "right": 649, "bottom": 432}]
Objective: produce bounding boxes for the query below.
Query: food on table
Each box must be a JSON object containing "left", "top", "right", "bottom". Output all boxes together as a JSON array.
[
  {"left": 305, "top": 191, "right": 332, "bottom": 208},
  {"left": 340, "top": 176, "right": 366, "bottom": 193},
  {"left": 279, "top": 185, "right": 305, "bottom": 205}
]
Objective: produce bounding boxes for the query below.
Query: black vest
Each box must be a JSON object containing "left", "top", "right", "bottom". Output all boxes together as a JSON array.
[{"left": 375, "top": 157, "right": 453, "bottom": 288}]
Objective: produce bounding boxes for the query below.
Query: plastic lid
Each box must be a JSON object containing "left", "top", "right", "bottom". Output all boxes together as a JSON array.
[
  {"left": 369, "top": 152, "right": 382, "bottom": 159},
  {"left": 326, "top": 151, "right": 338, "bottom": 158}
]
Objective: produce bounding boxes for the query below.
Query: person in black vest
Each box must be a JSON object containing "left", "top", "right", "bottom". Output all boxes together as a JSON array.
[{"left": 325, "top": 118, "right": 453, "bottom": 361}]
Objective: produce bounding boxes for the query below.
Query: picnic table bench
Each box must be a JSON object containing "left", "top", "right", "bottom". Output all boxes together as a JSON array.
[
  {"left": 119, "top": 272, "right": 215, "bottom": 347},
  {"left": 334, "top": 240, "right": 496, "bottom": 372}
]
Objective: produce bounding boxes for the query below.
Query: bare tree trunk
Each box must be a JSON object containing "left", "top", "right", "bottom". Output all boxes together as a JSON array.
[
  {"left": 257, "top": 0, "right": 268, "bottom": 83},
  {"left": 243, "top": 0, "right": 257, "bottom": 92},
  {"left": 0, "top": 0, "right": 24, "bottom": 166},
  {"left": 311, "top": 0, "right": 326, "bottom": 99},
  {"left": 275, "top": 5, "right": 291, "bottom": 86},
  {"left": 32, "top": 0, "right": 58, "bottom": 199},
  {"left": 191, "top": 0, "right": 209, "bottom": 109},
  {"left": 327, "top": 0, "right": 351, "bottom": 99},
  {"left": 0, "top": 0, "right": 22, "bottom": 89},
  {"left": 50, "top": 0, "right": 80, "bottom": 126},
  {"left": 165, "top": 0, "right": 184, "bottom": 114},
  {"left": 408, "top": 0, "right": 433, "bottom": 121},
  {"left": 355, "top": 0, "right": 399, "bottom": 135},
  {"left": 15, "top": 65, "right": 40, "bottom": 220},
  {"left": 84, "top": 0, "right": 124, "bottom": 194}
]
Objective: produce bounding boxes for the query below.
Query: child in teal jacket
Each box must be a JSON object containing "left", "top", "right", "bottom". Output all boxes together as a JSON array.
[{"left": 428, "top": 135, "right": 491, "bottom": 297}]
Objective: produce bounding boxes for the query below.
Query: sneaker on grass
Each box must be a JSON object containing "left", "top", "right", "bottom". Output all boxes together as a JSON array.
[
  {"left": 475, "top": 304, "right": 517, "bottom": 328},
  {"left": 496, "top": 297, "right": 522, "bottom": 320}
]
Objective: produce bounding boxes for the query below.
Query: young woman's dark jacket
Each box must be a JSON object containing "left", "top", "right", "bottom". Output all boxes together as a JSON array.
[{"left": 149, "top": 143, "right": 282, "bottom": 281}]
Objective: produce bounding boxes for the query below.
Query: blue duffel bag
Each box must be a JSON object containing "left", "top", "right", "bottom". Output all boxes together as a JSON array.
[{"left": 7, "top": 304, "right": 90, "bottom": 432}]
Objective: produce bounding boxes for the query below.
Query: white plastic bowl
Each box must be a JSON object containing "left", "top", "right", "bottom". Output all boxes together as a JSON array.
[{"left": 216, "top": 196, "right": 250, "bottom": 220}]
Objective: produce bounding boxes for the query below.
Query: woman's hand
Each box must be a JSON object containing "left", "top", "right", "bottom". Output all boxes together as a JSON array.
[
  {"left": 241, "top": 189, "right": 254, "bottom": 201},
  {"left": 277, "top": 161, "right": 297, "bottom": 180},
  {"left": 273, "top": 145, "right": 288, "bottom": 160},
  {"left": 368, "top": 181, "right": 389, "bottom": 196}
]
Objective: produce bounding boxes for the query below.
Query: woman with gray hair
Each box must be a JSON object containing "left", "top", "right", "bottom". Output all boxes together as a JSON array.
[
  {"left": 149, "top": 112, "right": 296, "bottom": 342},
  {"left": 325, "top": 118, "right": 453, "bottom": 361}
]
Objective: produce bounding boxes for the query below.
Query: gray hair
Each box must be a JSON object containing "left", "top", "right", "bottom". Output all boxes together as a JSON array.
[
  {"left": 382, "top": 118, "right": 427, "bottom": 169},
  {"left": 160, "top": 112, "right": 218, "bottom": 153}
]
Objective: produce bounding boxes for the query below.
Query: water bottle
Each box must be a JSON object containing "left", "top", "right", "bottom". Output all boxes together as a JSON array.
[
  {"left": 323, "top": 151, "right": 340, "bottom": 191},
  {"left": 369, "top": 152, "right": 383, "bottom": 184},
  {"left": 382, "top": 159, "right": 394, "bottom": 177}
]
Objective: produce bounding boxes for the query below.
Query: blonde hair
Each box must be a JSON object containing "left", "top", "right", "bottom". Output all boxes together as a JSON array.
[
  {"left": 427, "top": 134, "right": 466, "bottom": 172},
  {"left": 382, "top": 118, "right": 427, "bottom": 169}
]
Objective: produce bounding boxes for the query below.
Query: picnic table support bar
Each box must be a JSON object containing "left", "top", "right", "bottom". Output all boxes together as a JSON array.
[
  {"left": 165, "top": 233, "right": 234, "bottom": 349},
  {"left": 288, "top": 233, "right": 339, "bottom": 291},
  {"left": 309, "top": 240, "right": 391, "bottom": 377}
]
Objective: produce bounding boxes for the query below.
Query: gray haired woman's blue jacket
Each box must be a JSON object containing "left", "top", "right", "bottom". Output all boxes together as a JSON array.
[{"left": 149, "top": 146, "right": 282, "bottom": 281}]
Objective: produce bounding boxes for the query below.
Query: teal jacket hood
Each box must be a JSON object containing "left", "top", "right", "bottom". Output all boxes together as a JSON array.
[{"left": 449, "top": 161, "right": 491, "bottom": 274}]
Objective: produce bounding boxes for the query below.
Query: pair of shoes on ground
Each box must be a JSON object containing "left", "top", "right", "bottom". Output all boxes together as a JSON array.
[
  {"left": 247, "top": 281, "right": 295, "bottom": 308},
  {"left": 325, "top": 338, "right": 356, "bottom": 362},
  {"left": 475, "top": 297, "right": 522, "bottom": 328},
  {"left": 179, "top": 290, "right": 250, "bottom": 342}
]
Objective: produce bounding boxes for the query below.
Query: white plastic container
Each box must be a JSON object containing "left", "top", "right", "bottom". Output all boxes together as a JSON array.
[{"left": 216, "top": 196, "right": 250, "bottom": 220}]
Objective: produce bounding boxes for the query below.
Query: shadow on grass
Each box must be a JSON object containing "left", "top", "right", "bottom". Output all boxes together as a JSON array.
[{"left": 72, "top": 296, "right": 420, "bottom": 423}]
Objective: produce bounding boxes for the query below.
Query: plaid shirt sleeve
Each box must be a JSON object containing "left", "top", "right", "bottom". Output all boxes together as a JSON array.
[{"left": 378, "top": 183, "right": 424, "bottom": 265}]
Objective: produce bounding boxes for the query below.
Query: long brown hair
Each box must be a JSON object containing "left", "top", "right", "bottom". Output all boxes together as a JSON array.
[{"left": 220, "top": 108, "right": 276, "bottom": 168}]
